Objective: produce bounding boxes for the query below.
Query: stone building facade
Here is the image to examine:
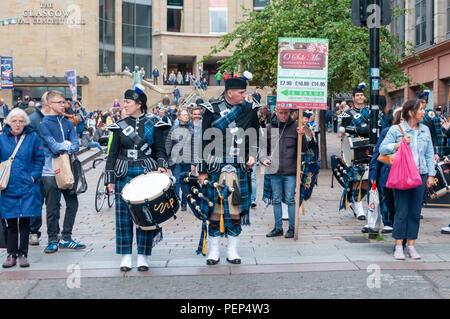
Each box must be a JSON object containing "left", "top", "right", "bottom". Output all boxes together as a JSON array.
[
  {"left": 388, "top": 0, "right": 450, "bottom": 110},
  {"left": 0, "top": 0, "right": 270, "bottom": 110}
]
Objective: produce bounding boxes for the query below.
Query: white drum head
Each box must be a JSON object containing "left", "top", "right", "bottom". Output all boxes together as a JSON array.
[
  {"left": 341, "top": 134, "right": 352, "bottom": 167},
  {"left": 122, "top": 172, "right": 170, "bottom": 203}
]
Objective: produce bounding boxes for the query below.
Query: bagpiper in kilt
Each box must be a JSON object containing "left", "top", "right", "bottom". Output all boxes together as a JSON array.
[
  {"left": 105, "top": 87, "right": 169, "bottom": 272},
  {"left": 198, "top": 73, "right": 260, "bottom": 265},
  {"left": 336, "top": 83, "right": 371, "bottom": 220}
]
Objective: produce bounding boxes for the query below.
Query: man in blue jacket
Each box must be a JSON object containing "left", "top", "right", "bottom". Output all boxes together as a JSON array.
[{"left": 39, "top": 90, "right": 86, "bottom": 253}]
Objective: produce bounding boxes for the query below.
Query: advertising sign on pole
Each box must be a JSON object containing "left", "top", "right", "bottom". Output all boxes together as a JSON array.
[
  {"left": 65, "top": 70, "right": 77, "bottom": 103},
  {"left": 276, "top": 38, "right": 329, "bottom": 110},
  {"left": 276, "top": 37, "right": 329, "bottom": 240},
  {"left": 1, "top": 57, "right": 14, "bottom": 89}
]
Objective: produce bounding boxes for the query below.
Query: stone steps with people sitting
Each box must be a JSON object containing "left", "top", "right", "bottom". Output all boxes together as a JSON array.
[{"left": 77, "top": 146, "right": 106, "bottom": 166}]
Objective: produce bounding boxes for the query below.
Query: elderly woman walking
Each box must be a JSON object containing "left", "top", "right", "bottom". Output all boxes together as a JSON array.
[
  {"left": 0, "top": 108, "right": 45, "bottom": 268},
  {"left": 379, "top": 99, "right": 436, "bottom": 260}
]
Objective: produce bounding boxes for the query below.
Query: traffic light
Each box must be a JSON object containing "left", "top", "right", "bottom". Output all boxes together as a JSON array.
[{"left": 351, "top": 0, "right": 391, "bottom": 27}]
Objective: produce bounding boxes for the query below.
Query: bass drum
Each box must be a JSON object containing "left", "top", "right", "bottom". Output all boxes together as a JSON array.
[
  {"left": 428, "top": 161, "right": 450, "bottom": 199},
  {"left": 341, "top": 134, "right": 371, "bottom": 167},
  {"left": 121, "top": 172, "right": 180, "bottom": 230}
]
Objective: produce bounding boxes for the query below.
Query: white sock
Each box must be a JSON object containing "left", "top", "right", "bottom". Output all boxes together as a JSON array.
[
  {"left": 120, "top": 254, "right": 132, "bottom": 268},
  {"left": 395, "top": 245, "right": 403, "bottom": 250},
  {"left": 137, "top": 254, "right": 149, "bottom": 267}
]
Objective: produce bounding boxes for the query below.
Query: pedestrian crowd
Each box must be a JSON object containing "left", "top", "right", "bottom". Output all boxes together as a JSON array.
[
  {"left": 1, "top": 83, "right": 449, "bottom": 269},
  {"left": 332, "top": 85, "right": 450, "bottom": 261}
]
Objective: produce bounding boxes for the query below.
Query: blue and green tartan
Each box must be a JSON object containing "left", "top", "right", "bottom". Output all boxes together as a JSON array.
[
  {"left": 211, "top": 104, "right": 245, "bottom": 132},
  {"left": 115, "top": 165, "right": 162, "bottom": 256},
  {"left": 338, "top": 164, "right": 367, "bottom": 211},
  {"left": 424, "top": 112, "right": 444, "bottom": 158},
  {"left": 352, "top": 106, "right": 370, "bottom": 127},
  {"left": 379, "top": 112, "right": 390, "bottom": 130}
]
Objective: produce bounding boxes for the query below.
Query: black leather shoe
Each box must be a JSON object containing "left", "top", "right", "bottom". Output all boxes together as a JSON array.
[
  {"left": 120, "top": 266, "right": 132, "bottom": 272},
  {"left": 361, "top": 226, "right": 368, "bottom": 233},
  {"left": 137, "top": 265, "right": 149, "bottom": 272},
  {"left": 284, "top": 227, "right": 294, "bottom": 238},
  {"left": 357, "top": 215, "right": 366, "bottom": 221},
  {"left": 226, "top": 258, "right": 241, "bottom": 264},
  {"left": 206, "top": 258, "right": 220, "bottom": 265},
  {"left": 266, "top": 228, "right": 283, "bottom": 238}
]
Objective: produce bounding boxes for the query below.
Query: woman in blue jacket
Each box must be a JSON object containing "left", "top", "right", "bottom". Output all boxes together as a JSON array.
[
  {"left": 379, "top": 99, "right": 436, "bottom": 260},
  {"left": 0, "top": 108, "right": 45, "bottom": 268},
  {"left": 365, "top": 108, "right": 404, "bottom": 235}
]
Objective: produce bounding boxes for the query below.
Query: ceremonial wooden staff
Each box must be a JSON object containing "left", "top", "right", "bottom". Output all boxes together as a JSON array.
[{"left": 294, "top": 111, "right": 303, "bottom": 240}]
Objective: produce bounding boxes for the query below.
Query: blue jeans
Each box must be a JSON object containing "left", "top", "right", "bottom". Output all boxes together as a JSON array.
[
  {"left": 270, "top": 175, "right": 296, "bottom": 229},
  {"left": 88, "top": 141, "right": 104, "bottom": 153},
  {"left": 392, "top": 175, "right": 426, "bottom": 240},
  {"left": 251, "top": 165, "right": 257, "bottom": 202},
  {"left": 172, "top": 163, "right": 191, "bottom": 206}
]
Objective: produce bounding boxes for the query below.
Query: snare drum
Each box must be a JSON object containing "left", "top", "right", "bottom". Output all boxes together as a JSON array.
[
  {"left": 429, "top": 161, "right": 450, "bottom": 199},
  {"left": 341, "top": 134, "right": 371, "bottom": 167},
  {"left": 121, "top": 172, "right": 180, "bottom": 230}
]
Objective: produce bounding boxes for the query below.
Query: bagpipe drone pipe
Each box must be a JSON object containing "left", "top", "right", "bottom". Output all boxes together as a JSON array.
[{"left": 180, "top": 172, "right": 234, "bottom": 256}]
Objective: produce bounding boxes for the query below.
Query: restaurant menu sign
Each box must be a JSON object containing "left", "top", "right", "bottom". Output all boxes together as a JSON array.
[{"left": 276, "top": 38, "right": 328, "bottom": 110}]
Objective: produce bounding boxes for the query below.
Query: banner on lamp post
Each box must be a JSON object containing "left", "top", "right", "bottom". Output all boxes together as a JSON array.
[
  {"left": 65, "top": 70, "right": 77, "bottom": 103},
  {"left": 276, "top": 38, "right": 329, "bottom": 110},
  {"left": 1, "top": 57, "right": 14, "bottom": 89}
]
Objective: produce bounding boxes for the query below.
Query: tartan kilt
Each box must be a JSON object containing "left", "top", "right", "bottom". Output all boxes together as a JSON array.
[
  {"left": 209, "top": 163, "right": 251, "bottom": 226},
  {"left": 115, "top": 165, "right": 162, "bottom": 255}
]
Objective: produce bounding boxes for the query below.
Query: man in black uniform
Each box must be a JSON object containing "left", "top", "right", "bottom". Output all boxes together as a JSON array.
[
  {"left": 198, "top": 72, "right": 260, "bottom": 265},
  {"left": 337, "top": 83, "right": 370, "bottom": 220}
]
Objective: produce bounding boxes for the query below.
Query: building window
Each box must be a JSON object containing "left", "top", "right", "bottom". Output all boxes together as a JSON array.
[
  {"left": 391, "top": 0, "right": 405, "bottom": 55},
  {"left": 209, "top": 0, "right": 227, "bottom": 33},
  {"left": 99, "top": 0, "right": 115, "bottom": 73},
  {"left": 99, "top": 49, "right": 115, "bottom": 74},
  {"left": 254, "top": 0, "right": 269, "bottom": 11},
  {"left": 123, "top": 1, "right": 152, "bottom": 49},
  {"left": 167, "top": 0, "right": 183, "bottom": 32},
  {"left": 415, "top": 0, "right": 426, "bottom": 46},
  {"left": 447, "top": 0, "right": 450, "bottom": 37},
  {"left": 209, "top": 9, "right": 227, "bottom": 33},
  {"left": 122, "top": 0, "right": 152, "bottom": 76}
]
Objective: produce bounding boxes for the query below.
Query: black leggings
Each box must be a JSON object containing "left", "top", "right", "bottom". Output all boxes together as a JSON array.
[{"left": 5, "top": 217, "right": 30, "bottom": 257}]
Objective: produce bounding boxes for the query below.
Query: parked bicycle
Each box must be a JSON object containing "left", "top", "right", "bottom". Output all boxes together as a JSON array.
[{"left": 93, "top": 157, "right": 114, "bottom": 212}]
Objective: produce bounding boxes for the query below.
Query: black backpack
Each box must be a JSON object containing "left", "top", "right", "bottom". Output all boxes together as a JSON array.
[{"left": 68, "top": 154, "right": 88, "bottom": 195}]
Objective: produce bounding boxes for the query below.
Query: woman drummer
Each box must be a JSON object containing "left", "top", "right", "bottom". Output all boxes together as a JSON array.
[{"left": 105, "top": 86, "right": 168, "bottom": 272}]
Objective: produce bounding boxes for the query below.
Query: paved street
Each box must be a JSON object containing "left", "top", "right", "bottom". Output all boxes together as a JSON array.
[{"left": 1, "top": 132, "right": 450, "bottom": 300}]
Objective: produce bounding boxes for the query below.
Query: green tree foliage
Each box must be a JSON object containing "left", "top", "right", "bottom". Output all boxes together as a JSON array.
[{"left": 207, "top": 0, "right": 415, "bottom": 94}]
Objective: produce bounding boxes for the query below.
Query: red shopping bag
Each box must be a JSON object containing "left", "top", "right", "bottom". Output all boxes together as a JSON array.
[{"left": 385, "top": 139, "right": 422, "bottom": 190}]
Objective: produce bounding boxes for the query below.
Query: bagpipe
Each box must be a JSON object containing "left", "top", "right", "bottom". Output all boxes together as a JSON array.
[
  {"left": 331, "top": 155, "right": 368, "bottom": 211},
  {"left": 180, "top": 172, "right": 235, "bottom": 256}
]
